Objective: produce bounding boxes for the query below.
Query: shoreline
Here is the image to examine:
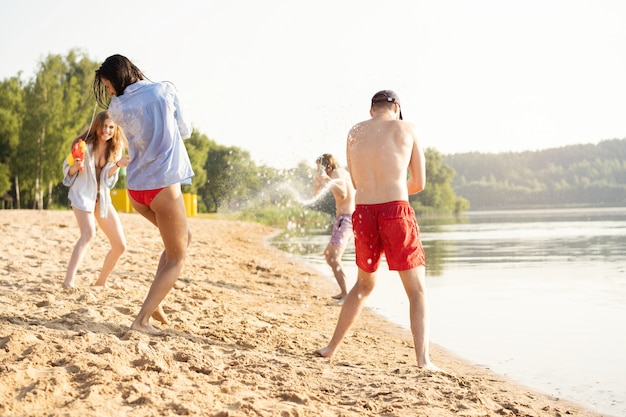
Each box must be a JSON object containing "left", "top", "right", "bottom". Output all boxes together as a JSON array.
[{"left": 0, "top": 210, "right": 609, "bottom": 416}]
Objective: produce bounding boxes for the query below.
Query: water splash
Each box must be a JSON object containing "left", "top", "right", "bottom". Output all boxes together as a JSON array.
[{"left": 275, "top": 179, "right": 343, "bottom": 207}]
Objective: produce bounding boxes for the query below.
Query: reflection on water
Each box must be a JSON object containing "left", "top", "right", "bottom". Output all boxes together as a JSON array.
[
  {"left": 272, "top": 207, "right": 626, "bottom": 275},
  {"left": 273, "top": 207, "right": 626, "bottom": 275},
  {"left": 271, "top": 207, "right": 626, "bottom": 417},
  {"left": 420, "top": 207, "right": 626, "bottom": 274},
  {"left": 272, "top": 229, "right": 330, "bottom": 256}
]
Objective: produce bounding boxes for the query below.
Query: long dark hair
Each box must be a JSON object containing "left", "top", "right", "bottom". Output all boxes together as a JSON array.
[{"left": 93, "top": 54, "right": 145, "bottom": 108}]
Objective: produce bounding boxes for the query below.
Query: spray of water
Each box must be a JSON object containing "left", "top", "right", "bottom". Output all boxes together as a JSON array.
[
  {"left": 273, "top": 179, "right": 340, "bottom": 207},
  {"left": 220, "top": 172, "right": 340, "bottom": 256}
]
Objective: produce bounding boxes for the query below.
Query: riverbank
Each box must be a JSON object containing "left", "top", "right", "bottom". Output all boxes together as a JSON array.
[{"left": 0, "top": 210, "right": 608, "bottom": 416}]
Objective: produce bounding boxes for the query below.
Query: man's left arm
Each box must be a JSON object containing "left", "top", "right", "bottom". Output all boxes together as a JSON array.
[
  {"left": 406, "top": 131, "right": 426, "bottom": 195},
  {"left": 330, "top": 171, "right": 348, "bottom": 200}
]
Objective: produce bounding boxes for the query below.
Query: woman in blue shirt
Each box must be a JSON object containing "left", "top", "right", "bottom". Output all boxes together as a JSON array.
[
  {"left": 94, "top": 54, "right": 194, "bottom": 334},
  {"left": 62, "top": 111, "right": 129, "bottom": 288}
]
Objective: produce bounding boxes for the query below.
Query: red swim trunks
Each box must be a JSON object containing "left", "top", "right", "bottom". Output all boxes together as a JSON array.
[
  {"left": 352, "top": 200, "right": 425, "bottom": 273},
  {"left": 128, "top": 188, "right": 165, "bottom": 206}
]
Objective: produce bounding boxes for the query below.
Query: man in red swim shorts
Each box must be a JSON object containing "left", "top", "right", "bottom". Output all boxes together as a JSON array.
[{"left": 316, "top": 90, "right": 440, "bottom": 371}]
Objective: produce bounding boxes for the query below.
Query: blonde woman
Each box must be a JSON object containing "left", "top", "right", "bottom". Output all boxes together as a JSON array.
[{"left": 62, "top": 111, "right": 130, "bottom": 288}]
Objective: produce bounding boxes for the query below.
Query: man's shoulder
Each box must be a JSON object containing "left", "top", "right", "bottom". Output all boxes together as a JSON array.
[{"left": 350, "top": 119, "right": 371, "bottom": 130}]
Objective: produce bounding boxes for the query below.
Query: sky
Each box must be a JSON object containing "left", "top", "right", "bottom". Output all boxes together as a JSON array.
[{"left": 2, "top": 0, "right": 626, "bottom": 169}]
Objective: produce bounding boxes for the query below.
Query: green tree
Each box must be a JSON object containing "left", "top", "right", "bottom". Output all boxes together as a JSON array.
[
  {"left": 445, "top": 139, "right": 626, "bottom": 209},
  {"left": 13, "top": 50, "right": 99, "bottom": 209},
  {"left": 0, "top": 76, "right": 24, "bottom": 198},
  {"left": 200, "top": 145, "right": 261, "bottom": 212},
  {"left": 411, "top": 148, "right": 468, "bottom": 214},
  {"left": 181, "top": 130, "right": 212, "bottom": 195},
  {"left": 0, "top": 163, "right": 10, "bottom": 199}
]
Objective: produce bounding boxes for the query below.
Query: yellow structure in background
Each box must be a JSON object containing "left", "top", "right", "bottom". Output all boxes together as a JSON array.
[
  {"left": 110, "top": 189, "right": 198, "bottom": 217},
  {"left": 111, "top": 189, "right": 132, "bottom": 213},
  {"left": 183, "top": 193, "right": 198, "bottom": 217}
]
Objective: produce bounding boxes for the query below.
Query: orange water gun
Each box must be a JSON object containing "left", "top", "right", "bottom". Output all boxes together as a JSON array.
[{"left": 67, "top": 139, "right": 86, "bottom": 171}]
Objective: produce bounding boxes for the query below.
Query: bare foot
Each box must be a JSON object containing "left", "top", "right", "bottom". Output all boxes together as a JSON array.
[
  {"left": 326, "top": 298, "right": 344, "bottom": 306},
  {"left": 151, "top": 305, "right": 169, "bottom": 325},
  {"left": 315, "top": 346, "right": 334, "bottom": 358},
  {"left": 130, "top": 322, "right": 160, "bottom": 335},
  {"left": 331, "top": 293, "right": 346, "bottom": 300},
  {"left": 419, "top": 362, "right": 445, "bottom": 373},
  {"left": 63, "top": 281, "right": 75, "bottom": 289}
]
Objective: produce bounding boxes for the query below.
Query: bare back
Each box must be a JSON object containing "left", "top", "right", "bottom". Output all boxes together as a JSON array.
[
  {"left": 329, "top": 166, "right": 356, "bottom": 216},
  {"left": 346, "top": 114, "right": 425, "bottom": 205}
]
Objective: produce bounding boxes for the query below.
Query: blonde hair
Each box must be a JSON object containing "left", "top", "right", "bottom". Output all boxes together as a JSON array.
[{"left": 73, "top": 111, "right": 127, "bottom": 163}]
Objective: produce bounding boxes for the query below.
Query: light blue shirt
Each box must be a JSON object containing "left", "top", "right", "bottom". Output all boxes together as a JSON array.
[{"left": 108, "top": 80, "right": 194, "bottom": 190}]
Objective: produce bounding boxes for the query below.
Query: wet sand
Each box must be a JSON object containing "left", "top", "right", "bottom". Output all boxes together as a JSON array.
[{"left": 0, "top": 210, "right": 608, "bottom": 416}]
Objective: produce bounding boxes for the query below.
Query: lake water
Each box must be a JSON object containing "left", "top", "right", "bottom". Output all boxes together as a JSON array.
[{"left": 272, "top": 207, "right": 626, "bottom": 417}]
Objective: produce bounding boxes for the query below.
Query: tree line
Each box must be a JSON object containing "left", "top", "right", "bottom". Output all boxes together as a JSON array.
[
  {"left": 0, "top": 50, "right": 466, "bottom": 223},
  {"left": 444, "top": 139, "right": 626, "bottom": 209}
]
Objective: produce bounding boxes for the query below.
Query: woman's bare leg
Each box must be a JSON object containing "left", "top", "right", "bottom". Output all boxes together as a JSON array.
[
  {"left": 93, "top": 203, "right": 127, "bottom": 286},
  {"left": 316, "top": 268, "right": 376, "bottom": 357},
  {"left": 130, "top": 184, "right": 189, "bottom": 333},
  {"left": 64, "top": 207, "right": 96, "bottom": 288},
  {"left": 130, "top": 199, "right": 192, "bottom": 326}
]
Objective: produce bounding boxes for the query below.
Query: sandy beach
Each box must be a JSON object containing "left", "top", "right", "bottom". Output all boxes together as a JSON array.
[{"left": 0, "top": 210, "right": 608, "bottom": 417}]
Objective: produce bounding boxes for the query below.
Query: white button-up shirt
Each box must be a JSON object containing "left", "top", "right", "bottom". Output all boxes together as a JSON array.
[
  {"left": 62, "top": 143, "right": 121, "bottom": 218},
  {"left": 108, "top": 80, "right": 194, "bottom": 190}
]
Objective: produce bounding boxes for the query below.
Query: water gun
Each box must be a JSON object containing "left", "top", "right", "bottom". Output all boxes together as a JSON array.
[{"left": 67, "top": 139, "right": 86, "bottom": 171}]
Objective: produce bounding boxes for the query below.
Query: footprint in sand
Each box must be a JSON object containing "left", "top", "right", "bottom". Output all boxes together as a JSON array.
[{"left": 115, "top": 306, "right": 133, "bottom": 315}]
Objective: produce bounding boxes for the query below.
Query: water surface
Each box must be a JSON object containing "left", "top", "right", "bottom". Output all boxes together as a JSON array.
[{"left": 272, "top": 207, "right": 626, "bottom": 416}]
